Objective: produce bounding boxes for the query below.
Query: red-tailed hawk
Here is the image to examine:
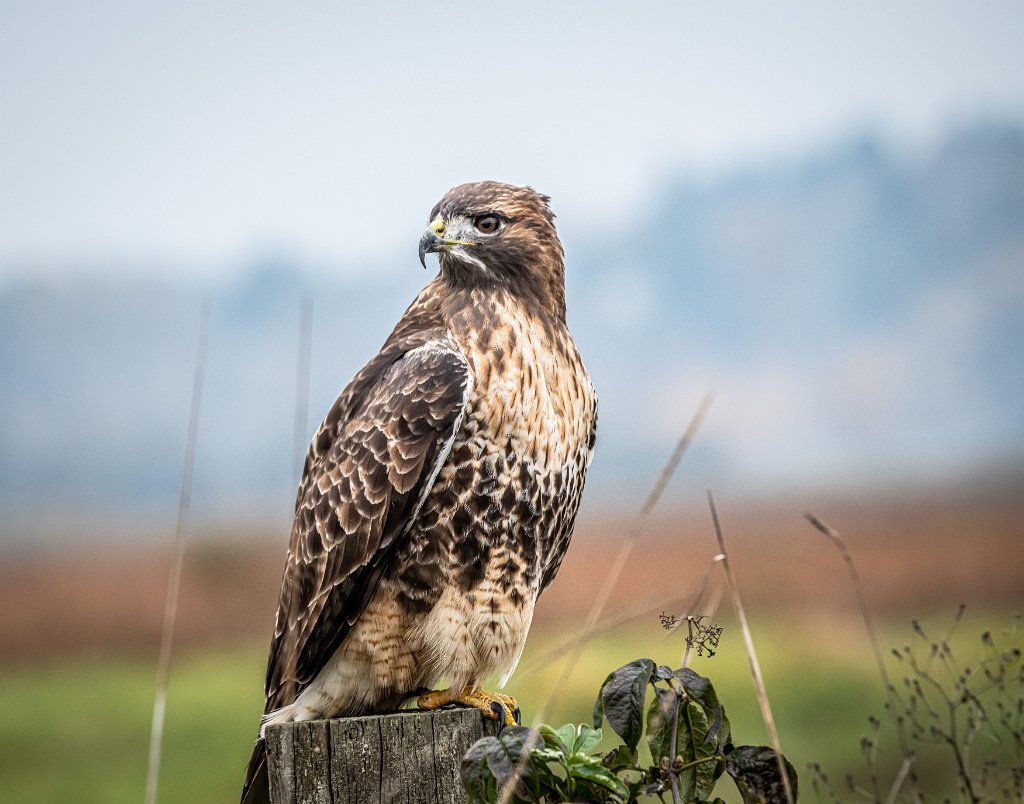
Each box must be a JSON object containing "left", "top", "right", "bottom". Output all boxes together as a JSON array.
[{"left": 242, "top": 181, "right": 597, "bottom": 802}]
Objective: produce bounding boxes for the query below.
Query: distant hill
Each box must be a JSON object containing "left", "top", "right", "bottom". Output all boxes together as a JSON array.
[{"left": 2, "top": 124, "right": 1022, "bottom": 532}]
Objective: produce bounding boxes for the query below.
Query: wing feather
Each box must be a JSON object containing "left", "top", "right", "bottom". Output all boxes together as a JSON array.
[{"left": 263, "top": 339, "right": 472, "bottom": 711}]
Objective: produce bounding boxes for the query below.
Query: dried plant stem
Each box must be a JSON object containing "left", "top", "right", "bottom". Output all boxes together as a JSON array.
[
  {"left": 804, "top": 512, "right": 921, "bottom": 802},
  {"left": 145, "top": 303, "right": 209, "bottom": 804},
  {"left": 516, "top": 588, "right": 702, "bottom": 680},
  {"left": 674, "top": 556, "right": 724, "bottom": 668},
  {"left": 637, "top": 393, "right": 714, "bottom": 522},
  {"left": 681, "top": 634, "right": 694, "bottom": 671},
  {"left": 681, "top": 619, "right": 697, "bottom": 670},
  {"left": 495, "top": 394, "right": 713, "bottom": 804},
  {"left": 292, "top": 293, "right": 314, "bottom": 475},
  {"left": 669, "top": 695, "right": 682, "bottom": 804},
  {"left": 708, "top": 490, "right": 794, "bottom": 804}
]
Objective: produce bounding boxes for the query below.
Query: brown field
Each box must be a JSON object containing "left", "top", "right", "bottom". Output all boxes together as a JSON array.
[{"left": 2, "top": 476, "right": 1021, "bottom": 663}]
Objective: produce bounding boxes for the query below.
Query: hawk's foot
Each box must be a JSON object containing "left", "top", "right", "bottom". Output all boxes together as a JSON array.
[{"left": 417, "top": 685, "right": 520, "bottom": 727}]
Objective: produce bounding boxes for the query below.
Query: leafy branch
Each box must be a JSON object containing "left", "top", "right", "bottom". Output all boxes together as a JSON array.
[{"left": 461, "top": 658, "right": 798, "bottom": 803}]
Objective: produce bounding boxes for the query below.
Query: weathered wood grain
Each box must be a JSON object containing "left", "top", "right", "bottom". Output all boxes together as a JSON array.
[{"left": 265, "top": 708, "right": 501, "bottom": 804}]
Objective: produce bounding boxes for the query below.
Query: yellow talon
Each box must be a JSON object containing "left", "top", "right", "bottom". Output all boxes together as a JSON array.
[{"left": 417, "top": 685, "right": 520, "bottom": 727}]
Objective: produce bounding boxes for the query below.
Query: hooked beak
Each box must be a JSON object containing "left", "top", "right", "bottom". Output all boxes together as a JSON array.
[
  {"left": 418, "top": 230, "right": 442, "bottom": 269},
  {"left": 418, "top": 216, "right": 447, "bottom": 269}
]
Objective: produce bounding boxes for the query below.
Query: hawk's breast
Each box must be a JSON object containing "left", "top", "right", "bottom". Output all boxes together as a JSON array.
[{"left": 394, "top": 291, "right": 596, "bottom": 687}]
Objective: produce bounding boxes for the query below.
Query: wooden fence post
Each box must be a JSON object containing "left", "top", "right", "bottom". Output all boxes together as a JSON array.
[{"left": 264, "top": 708, "right": 501, "bottom": 804}]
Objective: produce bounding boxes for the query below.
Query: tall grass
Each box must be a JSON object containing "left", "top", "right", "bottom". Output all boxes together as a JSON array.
[{"left": 145, "top": 303, "right": 208, "bottom": 804}]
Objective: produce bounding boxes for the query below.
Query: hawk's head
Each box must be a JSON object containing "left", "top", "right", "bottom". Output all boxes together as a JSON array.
[{"left": 419, "top": 181, "right": 566, "bottom": 318}]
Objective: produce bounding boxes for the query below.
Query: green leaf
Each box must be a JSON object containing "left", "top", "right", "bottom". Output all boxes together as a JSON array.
[
  {"left": 569, "top": 761, "right": 631, "bottom": 799},
  {"left": 645, "top": 685, "right": 680, "bottom": 766},
  {"left": 725, "top": 745, "right": 799, "bottom": 803},
  {"left": 461, "top": 736, "right": 500, "bottom": 803},
  {"left": 555, "top": 724, "right": 577, "bottom": 750},
  {"left": 677, "top": 701, "right": 720, "bottom": 801},
  {"left": 539, "top": 724, "right": 571, "bottom": 754},
  {"left": 566, "top": 751, "right": 602, "bottom": 768},
  {"left": 459, "top": 727, "right": 546, "bottom": 803},
  {"left": 593, "top": 658, "right": 656, "bottom": 750},
  {"left": 646, "top": 683, "right": 723, "bottom": 801},
  {"left": 531, "top": 747, "right": 568, "bottom": 765},
  {"left": 674, "top": 668, "right": 730, "bottom": 749},
  {"left": 574, "top": 724, "right": 603, "bottom": 755}
]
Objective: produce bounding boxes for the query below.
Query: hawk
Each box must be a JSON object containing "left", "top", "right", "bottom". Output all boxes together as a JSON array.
[{"left": 241, "top": 181, "right": 598, "bottom": 802}]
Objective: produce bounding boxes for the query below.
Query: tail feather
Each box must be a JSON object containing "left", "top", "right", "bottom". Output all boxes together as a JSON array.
[{"left": 240, "top": 738, "right": 269, "bottom": 804}]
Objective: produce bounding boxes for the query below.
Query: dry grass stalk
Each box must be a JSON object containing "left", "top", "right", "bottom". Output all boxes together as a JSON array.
[
  {"left": 516, "top": 587, "right": 705, "bottom": 681},
  {"left": 145, "top": 303, "right": 209, "bottom": 804},
  {"left": 707, "top": 489, "right": 795, "bottom": 804},
  {"left": 670, "top": 556, "right": 725, "bottom": 669},
  {"left": 804, "top": 512, "right": 920, "bottom": 803},
  {"left": 291, "top": 293, "right": 314, "bottom": 475}
]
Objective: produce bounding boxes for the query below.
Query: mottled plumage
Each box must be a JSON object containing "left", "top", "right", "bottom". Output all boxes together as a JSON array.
[{"left": 242, "top": 181, "right": 597, "bottom": 802}]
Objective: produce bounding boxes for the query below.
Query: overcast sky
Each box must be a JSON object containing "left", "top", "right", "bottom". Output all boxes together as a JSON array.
[{"left": 2, "top": 1, "right": 1023, "bottom": 281}]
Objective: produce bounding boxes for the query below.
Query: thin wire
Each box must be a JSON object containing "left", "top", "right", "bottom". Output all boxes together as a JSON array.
[{"left": 144, "top": 302, "right": 209, "bottom": 804}]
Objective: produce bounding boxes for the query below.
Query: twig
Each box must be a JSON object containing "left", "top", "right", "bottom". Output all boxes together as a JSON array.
[
  {"left": 144, "top": 302, "right": 209, "bottom": 804},
  {"left": 516, "top": 588, "right": 702, "bottom": 680},
  {"left": 496, "top": 393, "right": 713, "bottom": 804},
  {"left": 883, "top": 757, "right": 914, "bottom": 804},
  {"left": 708, "top": 490, "right": 794, "bottom": 804}
]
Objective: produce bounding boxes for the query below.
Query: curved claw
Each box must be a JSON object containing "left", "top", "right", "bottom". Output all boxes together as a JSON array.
[{"left": 417, "top": 685, "right": 519, "bottom": 727}]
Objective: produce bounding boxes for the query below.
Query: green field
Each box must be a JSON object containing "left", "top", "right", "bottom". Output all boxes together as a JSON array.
[{"left": 0, "top": 610, "right": 1018, "bottom": 803}]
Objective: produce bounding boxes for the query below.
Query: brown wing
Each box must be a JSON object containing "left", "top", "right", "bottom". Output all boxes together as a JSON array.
[{"left": 263, "top": 340, "right": 472, "bottom": 712}]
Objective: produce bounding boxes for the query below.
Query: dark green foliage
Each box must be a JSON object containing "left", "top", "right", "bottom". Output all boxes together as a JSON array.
[
  {"left": 462, "top": 658, "right": 797, "bottom": 803},
  {"left": 462, "top": 726, "right": 545, "bottom": 802},
  {"left": 725, "top": 746, "right": 799, "bottom": 803},
  {"left": 593, "top": 659, "right": 657, "bottom": 752},
  {"left": 645, "top": 683, "right": 730, "bottom": 801},
  {"left": 461, "top": 723, "right": 628, "bottom": 803}
]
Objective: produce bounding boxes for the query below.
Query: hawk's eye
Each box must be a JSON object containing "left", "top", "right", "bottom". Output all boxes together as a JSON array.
[{"left": 474, "top": 215, "right": 501, "bottom": 235}]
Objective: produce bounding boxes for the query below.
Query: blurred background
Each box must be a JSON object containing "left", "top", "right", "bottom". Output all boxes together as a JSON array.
[{"left": 1, "top": 2, "right": 1022, "bottom": 801}]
